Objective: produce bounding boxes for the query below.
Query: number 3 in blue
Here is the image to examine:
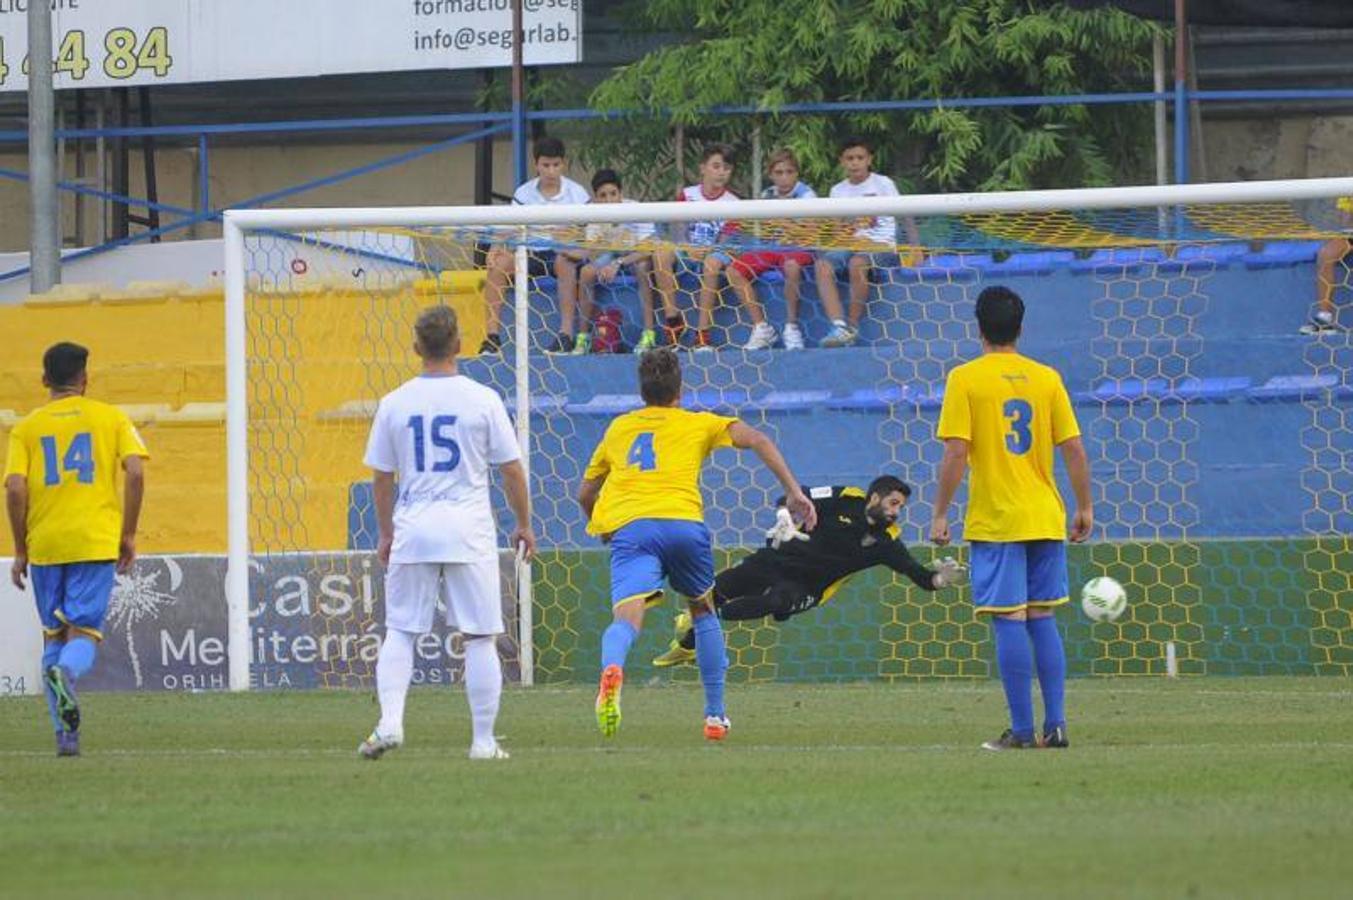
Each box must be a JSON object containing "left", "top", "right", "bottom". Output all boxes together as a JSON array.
[
  {"left": 1003, "top": 399, "right": 1033, "bottom": 455},
  {"left": 627, "top": 432, "right": 657, "bottom": 471}
]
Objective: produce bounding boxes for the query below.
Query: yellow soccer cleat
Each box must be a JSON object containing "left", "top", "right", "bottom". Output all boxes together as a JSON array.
[
  {"left": 652, "top": 643, "right": 696, "bottom": 668},
  {"left": 595, "top": 664, "right": 624, "bottom": 738},
  {"left": 671, "top": 610, "right": 692, "bottom": 640}
]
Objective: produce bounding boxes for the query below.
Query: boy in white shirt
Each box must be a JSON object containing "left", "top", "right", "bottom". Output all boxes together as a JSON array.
[
  {"left": 482, "top": 136, "right": 591, "bottom": 355},
  {"left": 575, "top": 169, "right": 659, "bottom": 354},
  {"left": 813, "top": 137, "right": 920, "bottom": 348}
]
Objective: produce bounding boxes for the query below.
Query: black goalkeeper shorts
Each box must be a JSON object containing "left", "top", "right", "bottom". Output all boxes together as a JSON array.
[{"left": 714, "top": 561, "right": 820, "bottom": 622}]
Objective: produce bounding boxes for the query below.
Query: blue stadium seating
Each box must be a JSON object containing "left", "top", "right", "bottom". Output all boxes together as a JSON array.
[{"left": 347, "top": 246, "right": 1353, "bottom": 550}]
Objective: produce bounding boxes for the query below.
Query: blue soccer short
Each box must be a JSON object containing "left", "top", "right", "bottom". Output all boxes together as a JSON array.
[
  {"left": 970, "top": 540, "right": 1069, "bottom": 615},
  {"left": 31, "top": 561, "right": 117, "bottom": 640},
  {"left": 608, "top": 518, "right": 716, "bottom": 607}
]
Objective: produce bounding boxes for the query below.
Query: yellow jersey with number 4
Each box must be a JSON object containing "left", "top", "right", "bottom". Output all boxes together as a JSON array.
[
  {"left": 937, "top": 352, "right": 1080, "bottom": 542},
  {"left": 3, "top": 396, "right": 149, "bottom": 565},
  {"left": 583, "top": 406, "right": 736, "bottom": 536}
]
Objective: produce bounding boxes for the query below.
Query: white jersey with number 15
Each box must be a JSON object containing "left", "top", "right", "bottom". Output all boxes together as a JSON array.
[{"left": 363, "top": 374, "right": 520, "bottom": 564}]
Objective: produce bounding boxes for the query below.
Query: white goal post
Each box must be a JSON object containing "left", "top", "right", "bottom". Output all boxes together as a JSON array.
[{"left": 222, "top": 176, "right": 1353, "bottom": 691}]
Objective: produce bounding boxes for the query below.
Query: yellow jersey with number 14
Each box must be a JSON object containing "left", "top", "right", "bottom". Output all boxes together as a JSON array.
[
  {"left": 937, "top": 352, "right": 1080, "bottom": 543},
  {"left": 583, "top": 405, "right": 736, "bottom": 536},
  {"left": 3, "top": 396, "right": 149, "bottom": 565}
]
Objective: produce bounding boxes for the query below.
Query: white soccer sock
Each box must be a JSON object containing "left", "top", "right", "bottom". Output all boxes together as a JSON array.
[
  {"left": 376, "top": 628, "right": 416, "bottom": 739},
  {"left": 463, "top": 636, "right": 503, "bottom": 748}
]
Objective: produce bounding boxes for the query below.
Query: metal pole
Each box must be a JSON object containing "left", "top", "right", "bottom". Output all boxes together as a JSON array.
[
  {"left": 476, "top": 69, "right": 495, "bottom": 205},
  {"left": 511, "top": 0, "right": 527, "bottom": 187},
  {"left": 223, "top": 215, "right": 251, "bottom": 692},
  {"left": 512, "top": 240, "right": 534, "bottom": 686},
  {"left": 27, "top": 0, "right": 60, "bottom": 293},
  {"left": 197, "top": 132, "right": 210, "bottom": 231},
  {"left": 1173, "top": 0, "right": 1189, "bottom": 185},
  {"left": 1153, "top": 33, "right": 1168, "bottom": 188}
]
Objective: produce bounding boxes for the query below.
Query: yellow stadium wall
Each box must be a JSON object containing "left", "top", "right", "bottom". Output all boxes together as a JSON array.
[{"left": 0, "top": 274, "right": 487, "bottom": 555}]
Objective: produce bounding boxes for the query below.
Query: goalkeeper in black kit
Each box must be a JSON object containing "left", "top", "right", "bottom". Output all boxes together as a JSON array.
[{"left": 653, "top": 474, "right": 967, "bottom": 667}]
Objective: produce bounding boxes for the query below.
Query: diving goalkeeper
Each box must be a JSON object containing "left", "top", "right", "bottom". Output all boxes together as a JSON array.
[{"left": 653, "top": 474, "right": 965, "bottom": 666}]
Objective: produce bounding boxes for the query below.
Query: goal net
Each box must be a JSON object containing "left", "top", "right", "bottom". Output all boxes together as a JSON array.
[{"left": 223, "top": 179, "right": 1353, "bottom": 691}]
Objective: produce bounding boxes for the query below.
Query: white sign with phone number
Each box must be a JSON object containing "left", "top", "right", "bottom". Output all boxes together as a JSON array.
[{"left": 0, "top": 0, "right": 581, "bottom": 94}]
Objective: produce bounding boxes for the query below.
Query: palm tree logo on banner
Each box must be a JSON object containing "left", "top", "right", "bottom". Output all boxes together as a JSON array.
[{"left": 106, "top": 558, "right": 183, "bottom": 689}]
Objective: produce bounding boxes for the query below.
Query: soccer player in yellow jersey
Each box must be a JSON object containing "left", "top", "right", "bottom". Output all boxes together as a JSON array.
[
  {"left": 579, "top": 348, "right": 816, "bottom": 740},
  {"left": 4, "top": 343, "right": 148, "bottom": 757},
  {"left": 931, "top": 287, "right": 1092, "bottom": 751}
]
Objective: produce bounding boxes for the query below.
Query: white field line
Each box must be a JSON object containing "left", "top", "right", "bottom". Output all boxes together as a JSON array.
[{"left": 3, "top": 741, "right": 1353, "bottom": 760}]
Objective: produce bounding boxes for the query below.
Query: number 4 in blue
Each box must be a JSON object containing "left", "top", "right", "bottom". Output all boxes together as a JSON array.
[
  {"left": 40, "top": 432, "right": 94, "bottom": 486},
  {"left": 627, "top": 432, "right": 657, "bottom": 471}
]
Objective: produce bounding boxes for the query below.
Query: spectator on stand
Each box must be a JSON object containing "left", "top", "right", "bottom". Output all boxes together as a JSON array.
[
  {"left": 574, "top": 170, "right": 659, "bottom": 355},
  {"left": 813, "top": 137, "right": 920, "bottom": 348},
  {"left": 651, "top": 144, "right": 741, "bottom": 351},
  {"left": 726, "top": 148, "right": 818, "bottom": 351},
  {"left": 481, "top": 136, "right": 590, "bottom": 355}
]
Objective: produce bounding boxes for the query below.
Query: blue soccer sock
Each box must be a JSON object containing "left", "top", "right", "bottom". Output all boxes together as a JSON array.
[
  {"left": 40, "top": 641, "right": 62, "bottom": 732},
  {"left": 58, "top": 636, "right": 98, "bottom": 681},
  {"left": 1026, "top": 615, "right": 1067, "bottom": 732},
  {"left": 692, "top": 611, "right": 727, "bottom": 718},
  {"left": 600, "top": 619, "right": 638, "bottom": 671},
  {"left": 992, "top": 616, "right": 1035, "bottom": 741}
]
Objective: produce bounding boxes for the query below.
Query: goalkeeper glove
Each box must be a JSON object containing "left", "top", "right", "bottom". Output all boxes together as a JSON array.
[
  {"left": 932, "top": 556, "right": 968, "bottom": 589},
  {"left": 766, "top": 507, "right": 810, "bottom": 550}
]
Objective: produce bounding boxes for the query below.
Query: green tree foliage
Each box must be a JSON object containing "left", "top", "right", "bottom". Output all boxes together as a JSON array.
[{"left": 585, "top": 1, "right": 1160, "bottom": 197}]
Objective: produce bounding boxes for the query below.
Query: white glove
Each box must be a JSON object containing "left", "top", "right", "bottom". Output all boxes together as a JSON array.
[
  {"left": 933, "top": 556, "right": 968, "bottom": 589},
  {"left": 766, "top": 507, "right": 809, "bottom": 550}
]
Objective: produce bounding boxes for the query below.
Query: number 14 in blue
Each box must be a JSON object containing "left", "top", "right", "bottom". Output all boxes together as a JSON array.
[{"left": 40, "top": 432, "right": 94, "bottom": 485}]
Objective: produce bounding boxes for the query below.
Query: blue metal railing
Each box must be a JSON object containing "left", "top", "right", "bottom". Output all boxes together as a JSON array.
[{"left": 3, "top": 86, "right": 1353, "bottom": 285}]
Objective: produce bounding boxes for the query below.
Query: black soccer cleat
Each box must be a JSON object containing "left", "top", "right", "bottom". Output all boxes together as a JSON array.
[
  {"left": 980, "top": 729, "right": 1036, "bottom": 751},
  {"left": 1041, "top": 725, "right": 1069, "bottom": 749}
]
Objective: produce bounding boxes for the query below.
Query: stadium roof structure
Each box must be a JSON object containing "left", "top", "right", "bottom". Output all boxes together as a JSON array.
[{"left": 1065, "top": 0, "right": 1353, "bottom": 28}]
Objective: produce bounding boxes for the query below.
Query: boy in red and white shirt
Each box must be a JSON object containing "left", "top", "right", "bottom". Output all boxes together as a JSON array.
[{"left": 651, "top": 144, "right": 740, "bottom": 350}]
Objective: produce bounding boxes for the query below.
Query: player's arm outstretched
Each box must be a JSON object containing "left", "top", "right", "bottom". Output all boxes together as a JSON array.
[
  {"left": 727, "top": 422, "right": 817, "bottom": 531},
  {"left": 882, "top": 540, "right": 966, "bottom": 591}
]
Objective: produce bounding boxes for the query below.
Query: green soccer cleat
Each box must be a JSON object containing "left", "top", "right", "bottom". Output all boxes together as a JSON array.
[
  {"left": 595, "top": 664, "right": 624, "bottom": 738},
  {"left": 45, "top": 665, "right": 80, "bottom": 734},
  {"left": 652, "top": 643, "right": 696, "bottom": 668},
  {"left": 571, "top": 332, "right": 593, "bottom": 355}
]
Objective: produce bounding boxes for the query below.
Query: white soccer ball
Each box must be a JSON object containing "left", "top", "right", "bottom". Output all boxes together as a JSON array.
[{"left": 1081, "top": 576, "right": 1128, "bottom": 623}]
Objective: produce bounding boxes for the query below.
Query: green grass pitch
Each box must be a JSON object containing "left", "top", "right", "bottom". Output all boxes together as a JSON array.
[{"left": 1, "top": 678, "right": 1350, "bottom": 899}]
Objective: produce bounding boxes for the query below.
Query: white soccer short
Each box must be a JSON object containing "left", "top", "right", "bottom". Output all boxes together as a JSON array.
[{"left": 383, "top": 558, "right": 504, "bottom": 636}]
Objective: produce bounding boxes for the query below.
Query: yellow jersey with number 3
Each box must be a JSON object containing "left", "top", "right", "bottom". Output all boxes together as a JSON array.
[
  {"left": 3, "top": 396, "right": 149, "bottom": 565},
  {"left": 583, "top": 406, "right": 736, "bottom": 536},
  {"left": 937, "top": 352, "right": 1080, "bottom": 542}
]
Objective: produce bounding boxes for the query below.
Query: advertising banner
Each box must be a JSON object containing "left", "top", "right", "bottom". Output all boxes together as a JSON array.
[{"left": 0, "top": 0, "right": 583, "bottom": 94}]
